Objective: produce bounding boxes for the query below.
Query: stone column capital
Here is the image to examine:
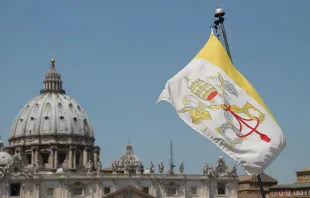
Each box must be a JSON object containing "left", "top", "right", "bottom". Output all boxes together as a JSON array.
[
  {"left": 31, "top": 146, "right": 39, "bottom": 150},
  {"left": 51, "top": 146, "right": 58, "bottom": 150},
  {"left": 69, "top": 146, "right": 76, "bottom": 150}
]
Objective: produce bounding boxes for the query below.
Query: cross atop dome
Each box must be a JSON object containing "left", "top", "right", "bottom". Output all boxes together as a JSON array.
[
  {"left": 50, "top": 57, "right": 56, "bottom": 71},
  {"left": 40, "top": 57, "right": 66, "bottom": 94}
]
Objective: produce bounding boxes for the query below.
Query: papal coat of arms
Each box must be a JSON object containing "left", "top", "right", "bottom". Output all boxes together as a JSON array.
[{"left": 177, "top": 72, "right": 271, "bottom": 147}]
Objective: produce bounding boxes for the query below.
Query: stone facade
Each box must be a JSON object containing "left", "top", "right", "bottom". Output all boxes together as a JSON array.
[
  {"left": 0, "top": 58, "right": 239, "bottom": 198},
  {"left": 0, "top": 156, "right": 238, "bottom": 198}
]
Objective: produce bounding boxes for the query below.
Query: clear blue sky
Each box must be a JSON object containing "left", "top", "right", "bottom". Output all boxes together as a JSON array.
[{"left": 1, "top": 1, "right": 308, "bottom": 184}]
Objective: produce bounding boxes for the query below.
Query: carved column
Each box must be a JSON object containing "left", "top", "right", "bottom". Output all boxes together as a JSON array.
[
  {"left": 69, "top": 146, "right": 75, "bottom": 169},
  {"left": 83, "top": 147, "right": 88, "bottom": 167},
  {"left": 93, "top": 148, "right": 98, "bottom": 166},
  {"left": 54, "top": 148, "right": 58, "bottom": 169},
  {"left": 68, "top": 148, "right": 72, "bottom": 169},
  {"left": 15, "top": 147, "right": 24, "bottom": 163},
  {"left": 31, "top": 146, "right": 39, "bottom": 164},
  {"left": 31, "top": 148, "right": 35, "bottom": 164},
  {"left": 49, "top": 149, "right": 54, "bottom": 168},
  {"left": 35, "top": 147, "right": 39, "bottom": 164},
  {"left": 73, "top": 149, "right": 76, "bottom": 169}
]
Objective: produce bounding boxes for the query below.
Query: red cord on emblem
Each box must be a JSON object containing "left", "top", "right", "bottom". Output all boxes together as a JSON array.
[{"left": 224, "top": 105, "right": 271, "bottom": 143}]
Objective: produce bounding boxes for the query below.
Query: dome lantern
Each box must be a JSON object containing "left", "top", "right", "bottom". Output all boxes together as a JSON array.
[
  {"left": 126, "top": 142, "right": 133, "bottom": 154},
  {"left": 40, "top": 57, "right": 66, "bottom": 94}
]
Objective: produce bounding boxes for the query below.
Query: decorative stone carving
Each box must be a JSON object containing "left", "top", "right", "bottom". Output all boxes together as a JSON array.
[
  {"left": 96, "top": 160, "right": 102, "bottom": 174},
  {"left": 139, "top": 162, "right": 144, "bottom": 174},
  {"left": 179, "top": 162, "right": 184, "bottom": 174},
  {"left": 208, "top": 165, "right": 216, "bottom": 178},
  {"left": 158, "top": 161, "right": 164, "bottom": 174},
  {"left": 125, "top": 159, "right": 130, "bottom": 172},
  {"left": 149, "top": 161, "right": 154, "bottom": 173},
  {"left": 229, "top": 164, "right": 238, "bottom": 179},
  {"left": 0, "top": 152, "right": 37, "bottom": 178},
  {"left": 61, "top": 160, "right": 68, "bottom": 172},
  {"left": 124, "top": 188, "right": 133, "bottom": 198},
  {"left": 203, "top": 162, "right": 208, "bottom": 175},
  {"left": 32, "top": 160, "right": 39, "bottom": 173},
  {"left": 86, "top": 160, "right": 93, "bottom": 174},
  {"left": 136, "top": 161, "right": 141, "bottom": 174},
  {"left": 112, "top": 160, "right": 118, "bottom": 173},
  {"left": 214, "top": 156, "right": 229, "bottom": 177}
]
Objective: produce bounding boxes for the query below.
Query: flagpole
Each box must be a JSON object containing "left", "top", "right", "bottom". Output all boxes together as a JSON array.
[
  {"left": 213, "top": 7, "right": 266, "bottom": 198},
  {"left": 213, "top": 8, "right": 233, "bottom": 63},
  {"left": 257, "top": 174, "right": 266, "bottom": 198}
]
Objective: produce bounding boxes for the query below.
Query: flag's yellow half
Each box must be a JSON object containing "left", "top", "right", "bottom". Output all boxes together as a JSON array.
[{"left": 194, "top": 34, "right": 275, "bottom": 121}]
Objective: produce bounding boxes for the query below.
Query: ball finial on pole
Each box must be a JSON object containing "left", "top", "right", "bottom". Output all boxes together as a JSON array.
[
  {"left": 214, "top": 7, "right": 225, "bottom": 18},
  {"left": 213, "top": 7, "right": 232, "bottom": 62}
]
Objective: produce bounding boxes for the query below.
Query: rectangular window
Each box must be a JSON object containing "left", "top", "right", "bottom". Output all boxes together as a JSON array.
[
  {"left": 26, "top": 154, "right": 32, "bottom": 165},
  {"left": 46, "top": 188, "right": 54, "bottom": 196},
  {"left": 143, "top": 187, "right": 149, "bottom": 194},
  {"left": 10, "top": 183, "right": 21, "bottom": 196},
  {"left": 217, "top": 183, "right": 226, "bottom": 195},
  {"left": 42, "top": 153, "right": 49, "bottom": 164},
  {"left": 104, "top": 187, "right": 111, "bottom": 195},
  {"left": 58, "top": 152, "right": 66, "bottom": 168},
  {"left": 76, "top": 152, "right": 81, "bottom": 169},
  {"left": 167, "top": 187, "right": 177, "bottom": 195},
  {"left": 191, "top": 188, "right": 197, "bottom": 195},
  {"left": 72, "top": 188, "right": 83, "bottom": 196}
]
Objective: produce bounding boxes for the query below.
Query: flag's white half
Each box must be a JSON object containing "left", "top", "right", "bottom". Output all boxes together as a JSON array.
[{"left": 157, "top": 33, "right": 286, "bottom": 175}]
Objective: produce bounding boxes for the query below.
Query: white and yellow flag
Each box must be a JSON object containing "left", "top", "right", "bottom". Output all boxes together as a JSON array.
[{"left": 157, "top": 32, "right": 286, "bottom": 175}]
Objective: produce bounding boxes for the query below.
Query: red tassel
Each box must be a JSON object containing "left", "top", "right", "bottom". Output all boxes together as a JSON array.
[{"left": 260, "top": 134, "right": 271, "bottom": 142}]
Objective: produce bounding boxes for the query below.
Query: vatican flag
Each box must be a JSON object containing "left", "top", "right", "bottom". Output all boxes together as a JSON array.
[{"left": 157, "top": 32, "right": 286, "bottom": 175}]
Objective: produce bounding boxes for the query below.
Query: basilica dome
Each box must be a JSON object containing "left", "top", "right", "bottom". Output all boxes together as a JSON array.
[
  {"left": 118, "top": 143, "right": 141, "bottom": 167},
  {"left": 9, "top": 58, "right": 94, "bottom": 144},
  {"left": 9, "top": 93, "right": 94, "bottom": 139},
  {"left": 5, "top": 58, "right": 100, "bottom": 171}
]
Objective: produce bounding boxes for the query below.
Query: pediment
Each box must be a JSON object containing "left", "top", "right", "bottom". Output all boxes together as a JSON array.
[
  {"left": 103, "top": 185, "right": 155, "bottom": 198},
  {"left": 67, "top": 180, "right": 92, "bottom": 186},
  {"left": 161, "top": 180, "right": 183, "bottom": 187}
]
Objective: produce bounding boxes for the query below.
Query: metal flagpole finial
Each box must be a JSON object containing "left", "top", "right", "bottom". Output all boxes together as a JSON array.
[
  {"left": 213, "top": 7, "right": 232, "bottom": 63},
  {"left": 214, "top": 7, "right": 225, "bottom": 18}
]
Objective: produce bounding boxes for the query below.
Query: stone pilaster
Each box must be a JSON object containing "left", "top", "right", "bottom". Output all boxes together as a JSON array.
[
  {"left": 83, "top": 146, "right": 88, "bottom": 167},
  {"left": 93, "top": 147, "right": 99, "bottom": 166},
  {"left": 73, "top": 149, "right": 76, "bottom": 169},
  {"left": 54, "top": 148, "right": 58, "bottom": 169},
  {"left": 31, "top": 146, "right": 39, "bottom": 164},
  {"left": 69, "top": 146, "right": 75, "bottom": 169}
]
